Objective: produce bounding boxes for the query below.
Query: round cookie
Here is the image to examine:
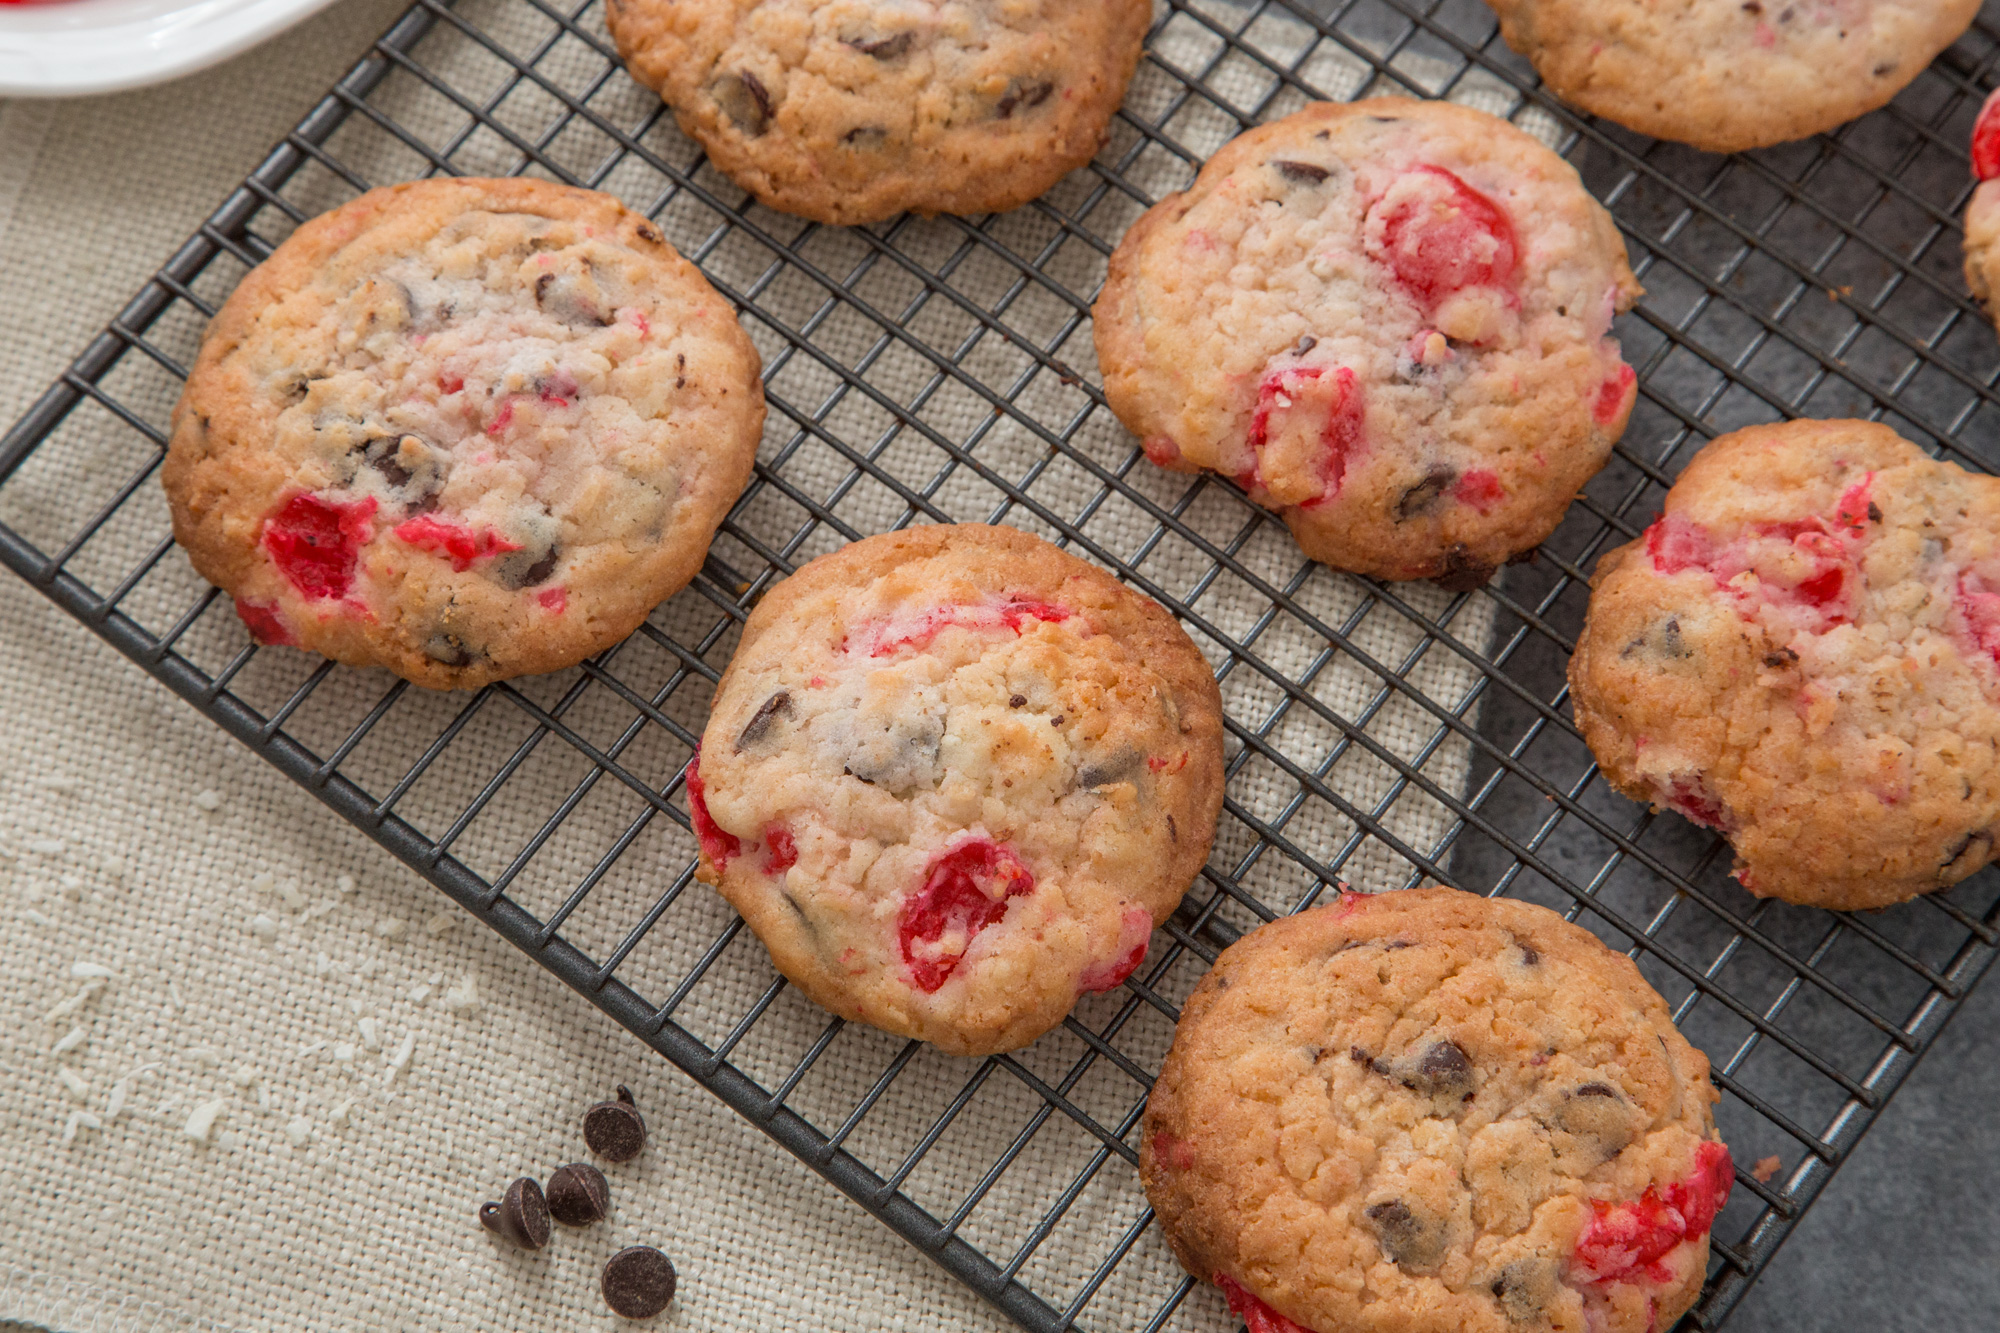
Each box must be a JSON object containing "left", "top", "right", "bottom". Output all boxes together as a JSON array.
[
  {"left": 1570, "top": 420, "right": 2000, "bottom": 910},
  {"left": 689, "top": 524, "right": 1225, "bottom": 1056},
  {"left": 1487, "top": 0, "right": 1980, "bottom": 154},
  {"left": 1142, "top": 886, "right": 1730, "bottom": 1333},
  {"left": 1095, "top": 97, "right": 1642, "bottom": 588},
  {"left": 605, "top": 0, "right": 1153, "bottom": 226},
  {"left": 163, "top": 178, "right": 765, "bottom": 690}
]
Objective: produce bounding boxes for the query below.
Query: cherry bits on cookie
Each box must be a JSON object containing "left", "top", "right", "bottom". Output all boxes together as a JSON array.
[
  {"left": 1097, "top": 97, "right": 1642, "bottom": 585},
  {"left": 690, "top": 525, "right": 1225, "bottom": 1056}
]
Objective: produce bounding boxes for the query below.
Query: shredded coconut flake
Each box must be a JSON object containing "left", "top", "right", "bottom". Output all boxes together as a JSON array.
[
  {"left": 70, "top": 961, "right": 115, "bottom": 979},
  {"left": 168, "top": 979, "right": 186, "bottom": 1010},
  {"left": 21, "top": 908, "right": 53, "bottom": 926},
  {"left": 385, "top": 1032, "right": 416, "bottom": 1079},
  {"left": 227, "top": 1064, "right": 258, "bottom": 1089},
  {"left": 191, "top": 790, "right": 222, "bottom": 812},
  {"left": 357, "top": 1016, "right": 382, "bottom": 1050},
  {"left": 249, "top": 914, "right": 278, "bottom": 940},
  {"left": 44, "top": 982, "right": 103, "bottom": 1023},
  {"left": 256, "top": 1084, "right": 272, "bottom": 1110},
  {"left": 183, "top": 1097, "right": 228, "bottom": 1142},
  {"left": 285, "top": 1116, "right": 311, "bottom": 1146},
  {"left": 249, "top": 872, "right": 275, "bottom": 894},
  {"left": 373, "top": 916, "right": 407, "bottom": 940},
  {"left": 441, "top": 978, "right": 481, "bottom": 1014},
  {"left": 57, "top": 1067, "right": 90, "bottom": 1101},
  {"left": 191, "top": 1048, "right": 219, "bottom": 1070},
  {"left": 106, "top": 1082, "right": 129, "bottom": 1121},
  {"left": 408, "top": 983, "right": 434, "bottom": 1004},
  {"left": 335, "top": 874, "right": 357, "bottom": 894},
  {"left": 216, "top": 1130, "right": 244, "bottom": 1151},
  {"left": 423, "top": 912, "right": 453, "bottom": 937},
  {"left": 329, "top": 1098, "right": 353, "bottom": 1127},
  {"left": 297, "top": 1041, "right": 327, "bottom": 1059},
  {"left": 51, "top": 1025, "right": 86, "bottom": 1056},
  {"left": 277, "top": 881, "right": 307, "bottom": 910},
  {"left": 62, "top": 1111, "right": 101, "bottom": 1144},
  {"left": 27, "top": 839, "right": 65, "bottom": 856},
  {"left": 302, "top": 900, "right": 338, "bottom": 921},
  {"left": 356, "top": 958, "right": 382, "bottom": 978},
  {"left": 333, "top": 1044, "right": 356, "bottom": 1063}
]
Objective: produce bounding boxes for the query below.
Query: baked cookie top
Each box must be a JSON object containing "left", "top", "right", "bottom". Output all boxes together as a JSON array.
[
  {"left": 163, "top": 178, "right": 765, "bottom": 691},
  {"left": 1487, "top": 0, "right": 1980, "bottom": 154},
  {"left": 1570, "top": 420, "right": 2000, "bottom": 910},
  {"left": 606, "top": 0, "right": 1153, "bottom": 225},
  {"left": 1142, "top": 887, "right": 1728, "bottom": 1333},
  {"left": 1095, "top": 97, "right": 1642, "bottom": 588},
  {"left": 690, "top": 524, "right": 1225, "bottom": 1056}
]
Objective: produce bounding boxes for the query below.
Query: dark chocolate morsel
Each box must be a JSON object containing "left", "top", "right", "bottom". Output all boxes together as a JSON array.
[
  {"left": 534, "top": 270, "right": 612, "bottom": 327},
  {"left": 1435, "top": 545, "right": 1497, "bottom": 593},
  {"left": 1575, "top": 1082, "right": 1617, "bottom": 1098},
  {"left": 1272, "top": 159, "right": 1332, "bottom": 184},
  {"left": 479, "top": 1176, "right": 551, "bottom": 1250},
  {"left": 1394, "top": 467, "right": 1457, "bottom": 522},
  {"left": 735, "top": 690, "right": 795, "bottom": 751},
  {"left": 714, "top": 72, "right": 772, "bottom": 134},
  {"left": 364, "top": 439, "right": 412, "bottom": 489},
  {"left": 1517, "top": 940, "right": 1539, "bottom": 966},
  {"left": 584, "top": 1086, "right": 648, "bottom": 1163},
  {"left": 996, "top": 78, "right": 1056, "bottom": 118},
  {"left": 1293, "top": 334, "right": 1318, "bottom": 356},
  {"left": 1943, "top": 830, "right": 1993, "bottom": 873},
  {"left": 1076, "top": 749, "right": 1141, "bottom": 790},
  {"left": 842, "top": 126, "right": 890, "bottom": 150},
  {"left": 601, "top": 1244, "right": 678, "bottom": 1319},
  {"left": 1167, "top": 813, "right": 1179, "bottom": 842},
  {"left": 520, "top": 546, "right": 560, "bottom": 587},
  {"left": 851, "top": 31, "right": 912, "bottom": 59},
  {"left": 1490, "top": 1258, "right": 1559, "bottom": 1322},
  {"left": 546, "top": 1162, "right": 611, "bottom": 1227},
  {"left": 636, "top": 222, "right": 663, "bottom": 245},
  {"left": 1401, "top": 1040, "right": 1474, "bottom": 1099},
  {"left": 1868, "top": 501, "right": 1883, "bottom": 523},
  {"left": 423, "top": 630, "right": 478, "bottom": 668},
  {"left": 1008, "top": 694, "right": 1028, "bottom": 709},
  {"left": 1764, "top": 647, "right": 1800, "bottom": 668},
  {"left": 1364, "top": 1199, "right": 1443, "bottom": 1270}
]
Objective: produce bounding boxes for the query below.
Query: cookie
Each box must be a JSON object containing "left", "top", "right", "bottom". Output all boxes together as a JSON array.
[
  {"left": 163, "top": 178, "right": 765, "bottom": 690},
  {"left": 605, "top": 0, "right": 1152, "bottom": 226},
  {"left": 1095, "top": 98, "right": 1642, "bottom": 589},
  {"left": 1569, "top": 419, "right": 2000, "bottom": 910},
  {"left": 1142, "top": 886, "right": 1730, "bottom": 1333},
  {"left": 1487, "top": 0, "right": 1980, "bottom": 154},
  {"left": 1965, "top": 89, "right": 2000, "bottom": 321},
  {"left": 689, "top": 524, "right": 1225, "bottom": 1056}
]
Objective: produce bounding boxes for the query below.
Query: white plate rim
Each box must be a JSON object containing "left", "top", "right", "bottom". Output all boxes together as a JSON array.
[{"left": 0, "top": 0, "right": 347, "bottom": 97}]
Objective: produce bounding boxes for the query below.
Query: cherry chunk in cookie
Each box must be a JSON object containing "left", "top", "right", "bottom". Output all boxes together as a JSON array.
[
  {"left": 162, "top": 177, "right": 765, "bottom": 689},
  {"left": 1096, "top": 98, "right": 1642, "bottom": 588},
  {"left": 1571, "top": 419, "right": 2000, "bottom": 910},
  {"left": 690, "top": 525, "right": 1225, "bottom": 1056},
  {"left": 1142, "top": 887, "right": 1731, "bottom": 1333}
]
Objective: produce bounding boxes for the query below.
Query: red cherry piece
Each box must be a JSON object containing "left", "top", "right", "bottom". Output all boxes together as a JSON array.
[
  {"left": 1142, "top": 435, "right": 1183, "bottom": 467},
  {"left": 1833, "top": 474, "right": 1875, "bottom": 532},
  {"left": 1974, "top": 89, "right": 2000, "bottom": 181},
  {"left": 1958, "top": 572, "right": 2000, "bottom": 666},
  {"left": 233, "top": 598, "right": 298, "bottom": 647},
  {"left": 1077, "top": 905, "right": 1153, "bottom": 993},
  {"left": 1149, "top": 1129, "right": 1196, "bottom": 1173},
  {"left": 1644, "top": 514, "right": 1716, "bottom": 577},
  {"left": 1214, "top": 1274, "right": 1312, "bottom": 1333},
  {"left": 763, "top": 825, "right": 797, "bottom": 875},
  {"left": 863, "top": 598, "right": 1070, "bottom": 657},
  {"left": 537, "top": 587, "right": 568, "bottom": 614},
  {"left": 1246, "top": 364, "right": 1365, "bottom": 506},
  {"left": 262, "top": 493, "right": 378, "bottom": 600},
  {"left": 897, "top": 840, "right": 1034, "bottom": 993},
  {"left": 684, "top": 744, "right": 740, "bottom": 872},
  {"left": 1452, "top": 469, "right": 1505, "bottom": 514},
  {"left": 1666, "top": 776, "right": 1728, "bottom": 832},
  {"left": 1594, "top": 364, "right": 1638, "bottom": 428},
  {"left": 487, "top": 399, "right": 516, "bottom": 436},
  {"left": 1571, "top": 1141, "right": 1734, "bottom": 1286},
  {"left": 1369, "top": 165, "right": 1519, "bottom": 310},
  {"left": 392, "top": 516, "right": 523, "bottom": 572}
]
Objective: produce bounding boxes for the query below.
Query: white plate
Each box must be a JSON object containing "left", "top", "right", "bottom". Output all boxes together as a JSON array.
[{"left": 0, "top": 0, "right": 343, "bottom": 97}]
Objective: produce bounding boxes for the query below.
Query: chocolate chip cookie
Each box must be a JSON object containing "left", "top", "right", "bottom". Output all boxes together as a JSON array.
[
  {"left": 1143, "top": 886, "right": 1731, "bottom": 1333},
  {"left": 163, "top": 177, "right": 765, "bottom": 690},
  {"left": 1571, "top": 419, "right": 2000, "bottom": 910},
  {"left": 1486, "top": 0, "right": 1980, "bottom": 153},
  {"left": 689, "top": 524, "right": 1225, "bottom": 1056},
  {"left": 606, "top": 0, "right": 1153, "bottom": 225},
  {"left": 1095, "top": 97, "right": 1642, "bottom": 588}
]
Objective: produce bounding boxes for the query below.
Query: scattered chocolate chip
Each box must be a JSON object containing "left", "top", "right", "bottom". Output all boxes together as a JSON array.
[
  {"left": 1394, "top": 467, "right": 1457, "bottom": 522},
  {"left": 1009, "top": 694, "right": 1027, "bottom": 709},
  {"left": 1364, "top": 1199, "right": 1443, "bottom": 1270},
  {"left": 521, "top": 546, "right": 560, "bottom": 587},
  {"left": 1272, "top": 159, "right": 1332, "bottom": 185},
  {"left": 713, "top": 71, "right": 772, "bottom": 135},
  {"left": 1401, "top": 1040, "right": 1474, "bottom": 1099},
  {"left": 1435, "top": 545, "right": 1496, "bottom": 593},
  {"left": 583, "top": 1085, "right": 648, "bottom": 1163},
  {"left": 1050, "top": 715, "right": 1065, "bottom": 727},
  {"left": 1517, "top": 940, "right": 1539, "bottom": 966},
  {"left": 1293, "top": 334, "right": 1318, "bottom": 357},
  {"left": 1872, "top": 60, "right": 1898, "bottom": 78},
  {"left": 1490, "top": 1258, "right": 1559, "bottom": 1322},
  {"left": 1575, "top": 1082, "right": 1618, "bottom": 1097},
  {"left": 636, "top": 222, "right": 663, "bottom": 245},
  {"left": 996, "top": 78, "right": 1055, "bottom": 119},
  {"left": 1166, "top": 814, "right": 1179, "bottom": 842},
  {"left": 423, "top": 630, "right": 477, "bottom": 668},
  {"left": 601, "top": 1244, "right": 677, "bottom": 1319},
  {"left": 1660, "top": 616, "right": 1690, "bottom": 659},
  {"left": 535, "top": 270, "right": 612, "bottom": 327},
  {"left": 736, "top": 690, "right": 795, "bottom": 751},
  {"left": 1076, "top": 750, "right": 1140, "bottom": 789},
  {"left": 546, "top": 1162, "right": 611, "bottom": 1227},
  {"left": 479, "top": 1176, "right": 551, "bottom": 1250},
  {"left": 1349, "top": 1046, "right": 1371, "bottom": 1064},
  {"left": 842, "top": 126, "right": 889, "bottom": 150},
  {"left": 1867, "top": 501, "right": 1883, "bottom": 523},
  {"left": 1943, "top": 830, "right": 1994, "bottom": 872},
  {"left": 363, "top": 437, "right": 413, "bottom": 489},
  {"left": 851, "top": 31, "right": 912, "bottom": 59},
  {"left": 1764, "top": 647, "right": 1800, "bottom": 668}
]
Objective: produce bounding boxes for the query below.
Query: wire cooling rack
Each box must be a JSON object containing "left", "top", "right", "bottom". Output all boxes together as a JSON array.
[{"left": 6, "top": 0, "right": 2000, "bottom": 1328}]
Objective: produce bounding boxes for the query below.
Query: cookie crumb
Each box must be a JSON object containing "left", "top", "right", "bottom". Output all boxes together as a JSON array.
[{"left": 1752, "top": 1155, "right": 1781, "bottom": 1183}]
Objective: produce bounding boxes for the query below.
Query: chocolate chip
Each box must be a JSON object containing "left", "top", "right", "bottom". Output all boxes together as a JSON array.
[
  {"left": 423, "top": 630, "right": 477, "bottom": 668},
  {"left": 535, "top": 270, "right": 612, "bottom": 327},
  {"left": 583, "top": 1085, "right": 648, "bottom": 1163},
  {"left": 1575, "top": 1082, "right": 1618, "bottom": 1097},
  {"left": 1401, "top": 1040, "right": 1474, "bottom": 1099},
  {"left": 1050, "top": 715, "right": 1065, "bottom": 727},
  {"left": 735, "top": 690, "right": 794, "bottom": 752},
  {"left": 1490, "top": 1258, "right": 1559, "bottom": 1322},
  {"left": 1394, "top": 467, "right": 1456, "bottom": 522},
  {"left": 1349, "top": 1046, "right": 1372, "bottom": 1064},
  {"left": 521, "top": 546, "right": 560, "bottom": 587},
  {"left": 1434, "top": 545, "right": 1496, "bottom": 593},
  {"left": 365, "top": 440, "right": 412, "bottom": 489},
  {"left": 1009, "top": 694, "right": 1028, "bottom": 709},
  {"left": 996, "top": 78, "right": 1055, "bottom": 119},
  {"left": 713, "top": 71, "right": 772, "bottom": 135},
  {"left": 1872, "top": 61, "right": 1898, "bottom": 78},
  {"left": 842, "top": 126, "right": 889, "bottom": 150},
  {"left": 1764, "top": 647, "right": 1800, "bottom": 668},
  {"left": 1364, "top": 1199, "right": 1443, "bottom": 1270},
  {"left": 1272, "top": 160, "right": 1332, "bottom": 185},
  {"left": 1660, "top": 616, "right": 1690, "bottom": 659},
  {"left": 1517, "top": 940, "right": 1539, "bottom": 966},
  {"left": 362, "top": 434, "right": 445, "bottom": 513},
  {"left": 601, "top": 1245, "right": 677, "bottom": 1319},
  {"left": 479, "top": 1176, "right": 550, "bottom": 1250},
  {"left": 850, "top": 31, "right": 912, "bottom": 59},
  {"left": 1076, "top": 750, "right": 1140, "bottom": 789},
  {"left": 1167, "top": 814, "right": 1178, "bottom": 842},
  {"left": 1943, "top": 830, "right": 1993, "bottom": 872},
  {"left": 546, "top": 1162, "right": 611, "bottom": 1227},
  {"left": 636, "top": 222, "right": 663, "bottom": 245},
  {"left": 1293, "top": 334, "right": 1318, "bottom": 356}
]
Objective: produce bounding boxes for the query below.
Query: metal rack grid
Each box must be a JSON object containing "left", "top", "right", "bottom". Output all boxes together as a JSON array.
[{"left": 4, "top": 0, "right": 2000, "bottom": 1327}]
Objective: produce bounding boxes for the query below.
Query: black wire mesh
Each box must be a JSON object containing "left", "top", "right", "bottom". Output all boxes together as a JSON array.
[{"left": 4, "top": 0, "right": 2000, "bottom": 1328}]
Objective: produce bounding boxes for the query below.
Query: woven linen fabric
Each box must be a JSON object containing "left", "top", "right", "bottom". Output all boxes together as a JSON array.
[{"left": 0, "top": 2, "right": 1528, "bottom": 1328}]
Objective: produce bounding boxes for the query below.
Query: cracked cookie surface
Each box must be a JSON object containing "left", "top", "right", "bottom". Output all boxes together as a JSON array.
[
  {"left": 1142, "top": 886, "right": 1728, "bottom": 1333},
  {"left": 1094, "top": 98, "right": 1641, "bottom": 588},
  {"left": 1486, "top": 0, "right": 1979, "bottom": 153},
  {"left": 691, "top": 524, "right": 1225, "bottom": 1055},
  {"left": 606, "top": 0, "right": 1152, "bottom": 225},
  {"left": 1570, "top": 419, "right": 2000, "bottom": 910},
  {"left": 163, "top": 177, "right": 765, "bottom": 690}
]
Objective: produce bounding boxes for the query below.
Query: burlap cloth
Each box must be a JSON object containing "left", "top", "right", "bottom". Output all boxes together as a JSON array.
[{"left": 0, "top": 4, "right": 1526, "bottom": 1328}]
